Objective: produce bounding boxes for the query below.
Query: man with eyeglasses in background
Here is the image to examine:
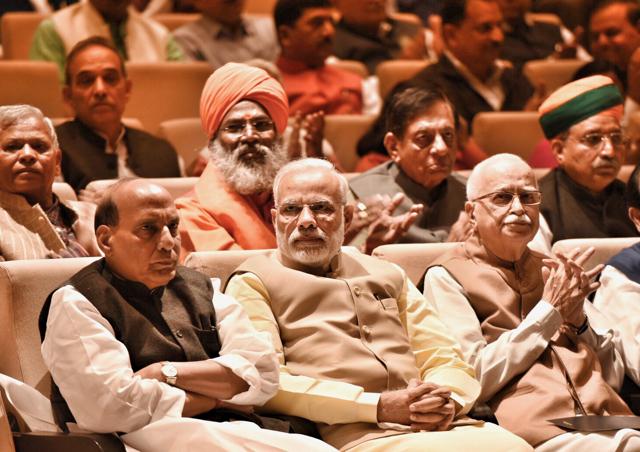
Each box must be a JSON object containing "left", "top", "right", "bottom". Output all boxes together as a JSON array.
[
  {"left": 423, "top": 152, "right": 640, "bottom": 450},
  {"left": 531, "top": 75, "right": 638, "bottom": 253}
]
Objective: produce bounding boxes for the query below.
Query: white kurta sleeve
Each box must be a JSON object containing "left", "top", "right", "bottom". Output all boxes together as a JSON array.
[
  {"left": 423, "top": 266, "right": 563, "bottom": 402},
  {"left": 208, "top": 284, "right": 279, "bottom": 406},
  {"left": 593, "top": 265, "right": 640, "bottom": 386},
  {"left": 41, "top": 285, "right": 186, "bottom": 433}
]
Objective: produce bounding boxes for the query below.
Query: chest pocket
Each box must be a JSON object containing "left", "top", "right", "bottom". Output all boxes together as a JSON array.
[{"left": 376, "top": 295, "right": 399, "bottom": 312}]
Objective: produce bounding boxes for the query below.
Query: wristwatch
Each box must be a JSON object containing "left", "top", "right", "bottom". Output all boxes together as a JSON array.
[{"left": 161, "top": 362, "right": 178, "bottom": 385}]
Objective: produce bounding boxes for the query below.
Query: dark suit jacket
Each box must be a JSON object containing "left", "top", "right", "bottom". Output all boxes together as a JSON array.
[
  {"left": 408, "top": 53, "right": 533, "bottom": 132},
  {"left": 57, "top": 119, "right": 181, "bottom": 191},
  {"left": 501, "top": 19, "right": 564, "bottom": 71}
]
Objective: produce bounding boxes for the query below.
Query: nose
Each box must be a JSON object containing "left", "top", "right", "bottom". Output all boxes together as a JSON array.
[
  {"left": 297, "top": 205, "right": 318, "bottom": 230},
  {"left": 240, "top": 122, "right": 259, "bottom": 145},
  {"left": 157, "top": 226, "right": 176, "bottom": 251},
  {"left": 490, "top": 24, "right": 504, "bottom": 43},
  {"left": 17, "top": 144, "right": 37, "bottom": 165},
  {"left": 599, "top": 136, "right": 616, "bottom": 158},
  {"left": 93, "top": 76, "right": 107, "bottom": 96},
  {"left": 322, "top": 20, "right": 335, "bottom": 37},
  {"left": 509, "top": 194, "right": 525, "bottom": 214},
  {"left": 430, "top": 133, "right": 450, "bottom": 155}
]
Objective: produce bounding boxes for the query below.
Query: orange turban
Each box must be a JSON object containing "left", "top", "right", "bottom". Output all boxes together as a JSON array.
[{"left": 200, "top": 62, "right": 289, "bottom": 139}]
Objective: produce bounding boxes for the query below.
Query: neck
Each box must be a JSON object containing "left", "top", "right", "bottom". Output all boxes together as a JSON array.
[
  {"left": 89, "top": 120, "right": 124, "bottom": 149},
  {"left": 343, "top": 19, "right": 380, "bottom": 37},
  {"left": 25, "top": 191, "right": 54, "bottom": 209},
  {"left": 451, "top": 51, "right": 493, "bottom": 81}
]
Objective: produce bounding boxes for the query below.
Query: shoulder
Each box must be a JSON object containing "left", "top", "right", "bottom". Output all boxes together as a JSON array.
[
  {"left": 125, "top": 127, "right": 176, "bottom": 151},
  {"left": 350, "top": 162, "right": 396, "bottom": 196},
  {"left": 64, "top": 199, "right": 97, "bottom": 219}
]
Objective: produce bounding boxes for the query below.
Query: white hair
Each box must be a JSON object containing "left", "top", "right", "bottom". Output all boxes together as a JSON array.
[
  {"left": 273, "top": 158, "right": 349, "bottom": 204},
  {"left": 466, "top": 153, "right": 534, "bottom": 200},
  {"left": 0, "top": 104, "right": 58, "bottom": 149}
]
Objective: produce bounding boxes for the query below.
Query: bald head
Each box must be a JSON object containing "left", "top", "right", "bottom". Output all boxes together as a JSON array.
[
  {"left": 95, "top": 178, "right": 181, "bottom": 289},
  {"left": 467, "top": 153, "right": 536, "bottom": 200}
]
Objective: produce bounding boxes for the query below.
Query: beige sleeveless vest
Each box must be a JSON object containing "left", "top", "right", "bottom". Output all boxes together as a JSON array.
[
  {"left": 235, "top": 251, "right": 419, "bottom": 450},
  {"left": 432, "top": 234, "right": 631, "bottom": 446},
  {"left": 53, "top": 0, "right": 168, "bottom": 60}
]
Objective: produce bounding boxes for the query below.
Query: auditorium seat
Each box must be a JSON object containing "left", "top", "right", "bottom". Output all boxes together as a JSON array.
[
  {"left": 0, "top": 258, "right": 126, "bottom": 451},
  {"left": 471, "top": 111, "right": 544, "bottom": 160},
  {"left": 123, "top": 61, "right": 212, "bottom": 132},
  {"left": 551, "top": 237, "right": 640, "bottom": 272},
  {"left": 327, "top": 59, "right": 369, "bottom": 78},
  {"left": 372, "top": 243, "right": 460, "bottom": 285},
  {"left": 1, "top": 12, "right": 46, "bottom": 60},
  {"left": 157, "top": 118, "right": 207, "bottom": 170},
  {"left": 0, "top": 61, "right": 67, "bottom": 117},
  {"left": 152, "top": 12, "right": 200, "bottom": 30},
  {"left": 85, "top": 177, "right": 199, "bottom": 200},
  {"left": 245, "top": 0, "right": 277, "bottom": 14},
  {"left": 618, "top": 164, "right": 635, "bottom": 183},
  {"left": 523, "top": 59, "right": 586, "bottom": 93},
  {"left": 52, "top": 182, "right": 77, "bottom": 202},
  {"left": 324, "top": 114, "right": 376, "bottom": 172},
  {"left": 375, "top": 60, "right": 430, "bottom": 99}
]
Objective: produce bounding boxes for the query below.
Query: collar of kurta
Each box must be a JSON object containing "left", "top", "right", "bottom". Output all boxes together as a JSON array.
[
  {"left": 276, "top": 55, "right": 324, "bottom": 74},
  {"left": 463, "top": 232, "right": 543, "bottom": 294},
  {"left": 200, "top": 14, "right": 250, "bottom": 40}
]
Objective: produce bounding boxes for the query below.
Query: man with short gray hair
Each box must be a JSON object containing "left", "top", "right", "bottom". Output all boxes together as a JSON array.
[
  {"left": 226, "top": 157, "right": 532, "bottom": 452},
  {"left": 0, "top": 104, "right": 99, "bottom": 260}
]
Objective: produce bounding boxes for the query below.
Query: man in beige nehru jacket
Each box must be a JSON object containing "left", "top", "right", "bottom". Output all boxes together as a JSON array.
[
  {"left": 225, "top": 158, "right": 531, "bottom": 451},
  {"left": 424, "top": 153, "right": 640, "bottom": 450}
]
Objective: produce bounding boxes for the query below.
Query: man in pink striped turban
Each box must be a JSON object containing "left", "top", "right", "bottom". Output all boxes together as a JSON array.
[{"left": 176, "top": 63, "right": 291, "bottom": 259}]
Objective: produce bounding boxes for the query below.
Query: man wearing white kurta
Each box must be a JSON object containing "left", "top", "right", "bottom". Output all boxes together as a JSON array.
[
  {"left": 40, "top": 178, "right": 334, "bottom": 452},
  {"left": 423, "top": 154, "right": 640, "bottom": 451}
]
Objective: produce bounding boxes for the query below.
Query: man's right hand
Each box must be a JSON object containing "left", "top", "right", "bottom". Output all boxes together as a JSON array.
[
  {"left": 542, "top": 247, "right": 603, "bottom": 325},
  {"left": 377, "top": 380, "right": 453, "bottom": 431},
  {"left": 182, "top": 391, "right": 220, "bottom": 417}
]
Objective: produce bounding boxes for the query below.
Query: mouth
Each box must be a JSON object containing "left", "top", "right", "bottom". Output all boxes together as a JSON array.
[
  {"left": 293, "top": 237, "right": 325, "bottom": 247},
  {"left": 14, "top": 168, "right": 41, "bottom": 177}
]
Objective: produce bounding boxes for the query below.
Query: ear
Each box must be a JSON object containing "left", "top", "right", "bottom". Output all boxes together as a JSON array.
[
  {"left": 124, "top": 78, "right": 132, "bottom": 103},
  {"left": 271, "top": 207, "right": 277, "bottom": 227},
  {"left": 343, "top": 203, "right": 354, "bottom": 232},
  {"left": 464, "top": 200, "right": 475, "bottom": 222},
  {"left": 62, "top": 84, "right": 72, "bottom": 106},
  {"left": 442, "top": 23, "right": 457, "bottom": 46},
  {"left": 54, "top": 147, "right": 62, "bottom": 177},
  {"left": 96, "top": 224, "right": 113, "bottom": 256},
  {"left": 278, "top": 25, "right": 292, "bottom": 48},
  {"left": 384, "top": 132, "right": 401, "bottom": 162},
  {"left": 550, "top": 138, "right": 565, "bottom": 165},
  {"left": 629, "top": 207, "right": 640, "bottom": 232}
]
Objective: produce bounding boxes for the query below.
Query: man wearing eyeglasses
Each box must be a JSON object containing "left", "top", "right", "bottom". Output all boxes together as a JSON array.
[
  {"left": 423, "top": 152, "right": 640, "bottom": 450},
  {"left": 533, "top": 75, "right": 638, "bottom": 253},
  {"left": 226, "top": 157, "right": 531, "bottom": 452}
]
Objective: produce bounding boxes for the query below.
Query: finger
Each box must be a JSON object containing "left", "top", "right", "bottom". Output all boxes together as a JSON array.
[
  {"left": 407, "top": 382, "right": 440, "bottom": 400},
  {"left": 409, "top": 395, "right": 448, "bottom": 412},
  {"left": 399, "top": 212, "right": 419, "bottom": 231},
  {"left": 410, "top": 411, "right": 448, "bottom": 424},
  {"left": 385, "top": 193, "right": 405, "bottom": 214},
  {"left": 427, "top": 386, "right": 452, "bottom": 398},
  {"left": 574, "top": 246, "right": 595, "bottom": 266},
  {"left": 584, "top": 263, "right": 604, "bottom": 280},
  {"left": 542, "top": 259, "right": 559, "bottom": 270}
]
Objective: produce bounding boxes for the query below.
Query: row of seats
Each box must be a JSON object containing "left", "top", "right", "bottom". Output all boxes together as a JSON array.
[
  {"left": 1, "top": 237, "right": 638, "bottom": 450},
  {"left": 51, "top": 164, "right": 638, "bottom": 206}
]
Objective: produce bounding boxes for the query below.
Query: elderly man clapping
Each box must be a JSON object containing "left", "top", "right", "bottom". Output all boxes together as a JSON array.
[{"left": 423, "top": 153, "right": 640, "bottom": 450}]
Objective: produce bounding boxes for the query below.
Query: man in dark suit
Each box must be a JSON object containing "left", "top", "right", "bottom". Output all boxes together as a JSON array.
[{"left": 56, "top": 36, "right": 181, "bottom": 197}]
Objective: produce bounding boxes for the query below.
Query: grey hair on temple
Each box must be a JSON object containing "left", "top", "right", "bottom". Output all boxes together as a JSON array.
[
  {"left": 466, "top": 153, "right": 535, "bottom": 200},
  {"left": 0, "top": 104, "right": 59, "bottom": 150},
  {"left": 273, "top": 158, "right": 348, "bottom": 204}
]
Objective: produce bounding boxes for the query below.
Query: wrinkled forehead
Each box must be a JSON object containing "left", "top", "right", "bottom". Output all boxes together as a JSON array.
[
  {"left": 1, "top": 115, "right": 51, "bottom": 140},
  {"left": 276, "top": 168, "right": 342, "bottom": 204},
  {"left": 480, "top": 162, "right": 538, "bottom": 193}
]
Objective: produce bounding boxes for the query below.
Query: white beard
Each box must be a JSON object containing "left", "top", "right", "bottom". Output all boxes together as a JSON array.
[
  {"left": 276, "top": 220, "right": 344, "bottom": 268},
  {"left": 208, "top": 138, "right": 287, "bottom": 195}
]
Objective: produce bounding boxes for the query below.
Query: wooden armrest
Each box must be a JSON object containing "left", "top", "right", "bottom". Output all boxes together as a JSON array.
[{"left": 14, "top": 431, "right": 125, "bottom": 452}]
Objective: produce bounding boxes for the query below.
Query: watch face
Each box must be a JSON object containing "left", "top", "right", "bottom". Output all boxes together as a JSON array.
[{"left": 162, "top": 364, "right": 178, "bottom": 378}]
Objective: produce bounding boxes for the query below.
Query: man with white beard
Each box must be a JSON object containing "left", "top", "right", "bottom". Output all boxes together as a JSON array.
[
  {"left": 176, "top": 62, "right": 291, "bottom": 260},
  {"left": 177, "top": 62, "right": 422, "bottom": 261},
  {"left": 223, "top": 158, "right": 533, "bottom": 452}
]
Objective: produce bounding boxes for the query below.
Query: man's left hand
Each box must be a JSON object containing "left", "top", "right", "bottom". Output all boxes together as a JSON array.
[
  {"left": 134, "top": 362, "right": 163, "bottom": 381},
  {"left": 406, "top": 379, "right": 455, "bottom": 432},
  {"left": 362, "top": 193, "right": 423, "bottom": 254}
]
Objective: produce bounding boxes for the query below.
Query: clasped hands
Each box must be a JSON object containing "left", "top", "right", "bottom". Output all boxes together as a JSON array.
[
  {"left": 377, "top": 379, "right": 455, "bottom": 432},
  {"left": 541, "top": 247, "right": 603, "bottom": 328}
]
